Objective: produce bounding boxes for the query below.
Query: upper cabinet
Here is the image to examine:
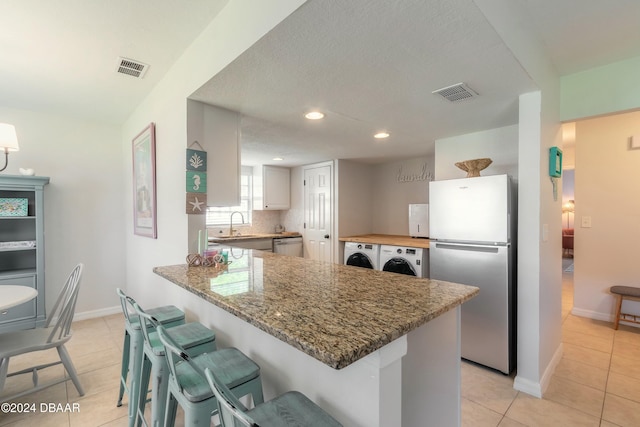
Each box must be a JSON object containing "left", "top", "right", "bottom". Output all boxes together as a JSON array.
[
  {"left": 187, "top": 100, "right": 240, "bottom": 206},
  {"left": 254, "top": 165, "right": 290, "bottom": 210}
]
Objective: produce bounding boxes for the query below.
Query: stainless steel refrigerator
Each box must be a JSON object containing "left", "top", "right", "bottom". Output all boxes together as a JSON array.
[{"left": 429, "top": 174, "right": 515, "bottom": 374}]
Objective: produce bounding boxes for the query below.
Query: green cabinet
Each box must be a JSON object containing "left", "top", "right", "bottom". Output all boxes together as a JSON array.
[{"left": 0, "top": 175, "right": 49, "bottom": 333}]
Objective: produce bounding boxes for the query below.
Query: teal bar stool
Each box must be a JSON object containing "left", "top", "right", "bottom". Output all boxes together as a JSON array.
[
  {"left": 116, "top": 289, "right": 186, "bottom": 427},
  {"left": 132, "top": 302, "right": 217, "bottom": 427},
  {"left": 156, "top": 325, "right": 265, "bottom": 427},
  {"left": 204, "top": 367, "right": 343, "bottom": 427}
]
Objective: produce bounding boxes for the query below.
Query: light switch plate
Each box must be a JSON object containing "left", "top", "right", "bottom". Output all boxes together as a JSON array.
[
  {"left": 631, "top": 135, "right": 640, "bottom": 149},
  {"left": 542, "top": 223, "right": 549, "bottom": 241},
  {"left": 581, "top": 216, "right": 592, "bottom": 228}
]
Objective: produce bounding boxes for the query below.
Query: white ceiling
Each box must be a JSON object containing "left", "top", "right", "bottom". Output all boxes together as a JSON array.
[
  {"left": 2, "top": 0, "right": 640, "bottom": 165},
  {"left": 190, "top": 0, "right": 640, "bottom": 166},
  {"left": 0, "top": 0, "right": 229, "bottom": 124}
]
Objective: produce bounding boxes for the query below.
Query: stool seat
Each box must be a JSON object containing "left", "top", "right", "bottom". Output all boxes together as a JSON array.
[
  {"left": 176, "top": 348, "right": 261, "bottom": 403},
  {"left": 249, "top": 391, "right": 342, "bottom": 426},
  {"left": 129, "top": 305, "right": 185, "bottom": 330},
  {"left": 204, "top": 368, "right": 342, "bottom": 427},
  {"left": 610, "top": 285, "right": 640, "bottom": 330},
  {"left": 148, "top": 323, "right": 215, "bottom": 356},
  {"left": 610, "top": 286, "right": 640, "bottom": 298}
]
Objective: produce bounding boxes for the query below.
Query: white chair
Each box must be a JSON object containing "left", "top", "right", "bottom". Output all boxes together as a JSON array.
[{"left": 0, "top": 264, "right": 84, "bottom": 403}]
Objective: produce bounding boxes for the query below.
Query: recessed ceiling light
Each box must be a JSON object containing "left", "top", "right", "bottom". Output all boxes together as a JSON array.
[
  {"left": 305, "top": 111, "right": 325, "bottom": 120},
  {"left": 272, "top": 157, "right": 284, "bottom": 161},
  {"left": 374, "top": 132, "right": 390, "bottom": 139}
]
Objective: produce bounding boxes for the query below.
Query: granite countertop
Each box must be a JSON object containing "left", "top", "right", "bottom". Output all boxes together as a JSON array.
[
  {"left": 339, "top": 234, "right": 431, "bottom": 249},
  {"left": 209, "top": 232, "right": 300, "bottom": 243},
  {"left": 154, "top": 250, "right": 477, "bottom": 369}
]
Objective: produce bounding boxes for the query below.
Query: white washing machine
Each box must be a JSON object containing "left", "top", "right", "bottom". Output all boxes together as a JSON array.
[
  {"left": 344, "top": 242, "right": 380, "bottom": 270},
  {"left": 379, "top": 245, "right": 429, "bottom": 277}
]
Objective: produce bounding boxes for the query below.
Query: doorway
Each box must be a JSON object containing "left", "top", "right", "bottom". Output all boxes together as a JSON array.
[
  {"left": 562, "top": 123, "right": 576, "bottom": 319},
  {"left": 303, "top": 161, "right": 333, "bottom": 263}
]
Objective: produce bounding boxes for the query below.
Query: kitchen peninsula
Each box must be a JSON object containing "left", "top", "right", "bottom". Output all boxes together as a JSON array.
[{"left": 154, "top": 249, "right": 478, "bottom": 426}]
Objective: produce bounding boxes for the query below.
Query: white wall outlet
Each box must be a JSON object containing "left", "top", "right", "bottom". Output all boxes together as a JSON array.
[{"left": 581, "top": 216, "right": 592, "bottom": 228}]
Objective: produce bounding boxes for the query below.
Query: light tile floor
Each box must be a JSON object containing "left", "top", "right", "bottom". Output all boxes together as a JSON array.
[
  {"left": 461, "top": 258, "right": 640, "bottom": 427},
  {"left": 1, "top": 260, "right": 638, "bottom": 426}
]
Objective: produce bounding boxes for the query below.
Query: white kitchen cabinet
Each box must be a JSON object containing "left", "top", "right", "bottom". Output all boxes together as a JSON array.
[
  {"left": 187, "top": 100, "right": 241, "bottom": 206},
  {"left": 254, "top": 166, "right": 290, "bottom": 210}
]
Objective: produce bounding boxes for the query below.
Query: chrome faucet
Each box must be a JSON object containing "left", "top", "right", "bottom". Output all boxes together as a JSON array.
[{"left": 229, "top": 211, "right": 245, "bottom": 236}]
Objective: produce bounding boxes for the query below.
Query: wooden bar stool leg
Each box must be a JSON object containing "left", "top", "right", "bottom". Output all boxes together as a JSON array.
[{"left": 614, "top": 294, "right": 623, "bottom": 330}]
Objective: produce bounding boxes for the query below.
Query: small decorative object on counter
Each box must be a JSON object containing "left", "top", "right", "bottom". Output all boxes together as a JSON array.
[
  {"left": 454, "top": 158, "right": 492, "bottom": 177},
  {"left": 186, "top": 253, "right": 231, "bottom": 268},
  {"left": 186, "top": 141, "right": 207, "bottom": 214}
]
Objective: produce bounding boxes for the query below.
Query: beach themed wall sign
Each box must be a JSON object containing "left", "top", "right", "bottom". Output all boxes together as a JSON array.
[{"left": 186, "top": 141, "right": 207, "bottom": 214}]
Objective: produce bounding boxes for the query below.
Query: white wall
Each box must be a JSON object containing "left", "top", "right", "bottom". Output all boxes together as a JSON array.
[
  {"left": 0, "top": 106, "right": 124, "bottom": 317},
  {"left": 561, "top": 55, "right": 640, "bottom": 121},
  {"left": 121, "top": 0, "right": 306, "bottom": 309},
  {"left": 335, "top": 159, "right": 374, "bottom": 261},
  {"left": 573, "top": 110, "right": 640, "bottom": 322},
  {"left": 371, "top": 155, "right": 434, "bottom": 235},
  {"left": 562, "top": 144, "right": 576, "bottom": 170},
  {"left": 435, "top": 125, "right": 518, "bottom": 180}
]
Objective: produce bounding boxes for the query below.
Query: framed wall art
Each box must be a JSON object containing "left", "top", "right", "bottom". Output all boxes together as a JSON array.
[{"left": 132, "top": 123, "right": 157, "bottom": 238}]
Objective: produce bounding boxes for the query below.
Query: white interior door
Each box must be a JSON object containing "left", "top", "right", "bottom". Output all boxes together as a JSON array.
[{"left": 304, "top": 163, "right": 333, "bottom": 263}]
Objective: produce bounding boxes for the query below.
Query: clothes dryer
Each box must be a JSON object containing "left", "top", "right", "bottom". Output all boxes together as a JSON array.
[
  {"left": 379, "top": 245, "right": 429, "bottom": 277},
  {"left": 344, "top": 242, "right": 380, "bottom": 270}
]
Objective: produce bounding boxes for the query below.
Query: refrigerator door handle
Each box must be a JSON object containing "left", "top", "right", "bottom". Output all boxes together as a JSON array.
[{"left": 433, "top": 243, "right": 504, "bottom": 253}]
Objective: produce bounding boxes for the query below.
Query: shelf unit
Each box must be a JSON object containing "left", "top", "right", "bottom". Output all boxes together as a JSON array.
[{"left": 0, "top": 175, "right": 50, "bottom": 333}]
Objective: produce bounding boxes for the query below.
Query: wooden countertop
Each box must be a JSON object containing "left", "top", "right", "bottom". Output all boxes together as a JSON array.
[
  {"left": 339, "top": 234, "right": 430, "bottom": 248},
  {"left": 154, "top": 249, "right": 477, "bottom": 369}
]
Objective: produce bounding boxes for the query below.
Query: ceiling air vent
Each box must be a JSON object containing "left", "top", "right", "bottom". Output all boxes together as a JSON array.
[
  {"left": 432, "top": 82, "right": 477, "bottom": 102},
  {"left": 115, "top": 57, "right": 149, "bottom": 79}
]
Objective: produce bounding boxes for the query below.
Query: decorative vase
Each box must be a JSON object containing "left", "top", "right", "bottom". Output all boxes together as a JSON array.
[{"left": 454, "top": 158, "right": 492, "bottom": 177}]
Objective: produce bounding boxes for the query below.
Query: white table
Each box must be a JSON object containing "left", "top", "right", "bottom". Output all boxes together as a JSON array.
[{"left": 0, "top": 285, "right": 38, "bottom": 311}]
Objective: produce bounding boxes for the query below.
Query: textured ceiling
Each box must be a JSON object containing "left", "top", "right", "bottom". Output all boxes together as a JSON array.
[
  {"left": 0, "top": 0, "right": 228, "bottom": 124},
  {"left": 522, "top": 0, "right": 640, "bottom": 75},
  {"left": 191, "top": 0, "right": 640, "bottom": 167},
  {"left": 1, "top": 0, "right": 639, "bottom": 165},
  {"left": 191, "top": 0, "right": 537, "bottom": 166}
]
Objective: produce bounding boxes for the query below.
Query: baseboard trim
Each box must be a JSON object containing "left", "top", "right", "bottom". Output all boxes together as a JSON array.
[
  {"left": 539, "top": 343, "right": 563, "bottom": 396},
  {"left": 571, "top": 307, "right": 612, "bottom": 322},
  {"left": 572, "top": 306, "right": 640, "bottom": 329},
  {"left": 73, "top": 305, "right": 121, "bottom": 322},
  {"left": 513, "top": 375, "right": 542, "bottom": 398},
  {"left": 513, "top": 343, "right": 563, "bottom": 398}
]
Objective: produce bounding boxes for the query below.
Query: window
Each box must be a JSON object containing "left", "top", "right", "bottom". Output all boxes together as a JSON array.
[{"left": 206, "top": 166, "right": 253, "bottom": 226}]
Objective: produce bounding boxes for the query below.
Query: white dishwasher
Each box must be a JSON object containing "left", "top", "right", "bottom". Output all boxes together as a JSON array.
[{"left": 273, "top": 237, "right": 303, "bottom": 257}]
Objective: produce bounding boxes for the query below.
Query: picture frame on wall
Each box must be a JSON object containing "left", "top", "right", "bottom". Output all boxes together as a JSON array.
[{"left": 132, "top": 123, "right": 157, "bottom": 238}]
